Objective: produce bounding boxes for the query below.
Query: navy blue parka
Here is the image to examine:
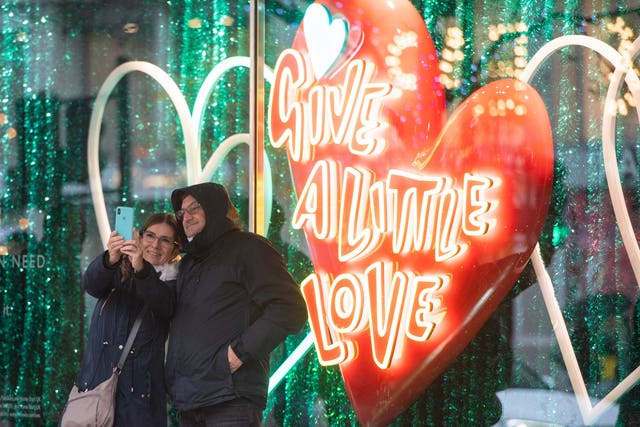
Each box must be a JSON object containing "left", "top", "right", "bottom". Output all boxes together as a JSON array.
[{"left": 76, "top": 251, "right": 176, "bottom": 426}]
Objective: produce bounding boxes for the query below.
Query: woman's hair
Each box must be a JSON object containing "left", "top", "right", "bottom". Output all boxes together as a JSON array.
[
  {"left": 139, "top": 212, "right": 180, "bottom": 240},
  {"left": 226, "top": 205, "right": 244, "bottom": 231},
  {"left": 121, "top": 212, "right": 180, "bottom": 281}
]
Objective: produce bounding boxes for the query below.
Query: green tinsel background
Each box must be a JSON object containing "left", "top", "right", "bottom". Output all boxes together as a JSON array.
[{"left": 1, "top": 0, "right": 640, "bottom": 426}]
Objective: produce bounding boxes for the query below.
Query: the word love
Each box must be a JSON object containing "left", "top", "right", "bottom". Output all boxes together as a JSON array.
[{"left": 301, "top": 260, "right": 448, "bottom": 369}]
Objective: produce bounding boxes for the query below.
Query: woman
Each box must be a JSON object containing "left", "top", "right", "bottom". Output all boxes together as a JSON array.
[{"left": 76, "top": 213, "right": 180, "bottom": 426}]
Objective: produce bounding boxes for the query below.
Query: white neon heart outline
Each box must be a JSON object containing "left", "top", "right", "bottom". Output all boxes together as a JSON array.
[
  {"left": 522, "top": 35, "right": 640, "bottom": 425},
  {"left": 303, "top": 3, "right": 348, "bottom": 79},
  {"left": 87, "top": 58, "right": 275, "bottom": 247}
]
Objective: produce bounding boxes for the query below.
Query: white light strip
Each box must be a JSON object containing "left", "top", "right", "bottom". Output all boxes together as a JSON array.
[{"left": 268, "top": 333, "right": 315, "bottom": 393}]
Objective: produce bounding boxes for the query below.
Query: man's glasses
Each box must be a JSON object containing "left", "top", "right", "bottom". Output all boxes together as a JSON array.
[
  {"left": 175, "top": 202, "right": 201, "bottom": 221},
  {"left": 141, "top": 231, "right": 177, "bottom": 248}
]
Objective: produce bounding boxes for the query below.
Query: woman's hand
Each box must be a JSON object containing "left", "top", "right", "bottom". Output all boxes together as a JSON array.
[
  {"left": 121, "top": 228, "right": 144, "bottom": 273},
  {"left": 106, "top": 230, "right": 125, "bottom": 266}
]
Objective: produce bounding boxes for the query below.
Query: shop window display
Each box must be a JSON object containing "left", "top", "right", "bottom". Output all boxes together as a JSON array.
[{"left": 1, "top": 0, "right": 640, "bottom": 426}]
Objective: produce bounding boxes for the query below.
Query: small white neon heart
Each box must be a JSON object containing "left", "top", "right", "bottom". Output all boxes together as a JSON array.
[
  {"left": 523, "top": 34, "right": 640, "bottom": 425},
  {"left": 303, "top": 3, "right": 348, "bottom": 79}
]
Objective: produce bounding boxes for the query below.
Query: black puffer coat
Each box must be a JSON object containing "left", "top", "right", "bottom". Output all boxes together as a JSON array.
[
  {"left": 165, "top": 183, "right": 308, "bottom": 411},
  {"left": 76, "top": 252, "right": 176, "bottom": 427}
]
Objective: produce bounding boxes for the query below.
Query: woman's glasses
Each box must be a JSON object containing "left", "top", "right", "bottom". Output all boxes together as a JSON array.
[
  {"left": 141, "top": 231, "right": 176, "bottom": 248},
  {"left": 175, "top": 202, "right": 201, "bottom": 221}
]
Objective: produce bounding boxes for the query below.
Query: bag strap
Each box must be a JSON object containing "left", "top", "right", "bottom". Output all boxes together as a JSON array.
[{"left": 115, "top": 306, "right": 147, "bottom": 372}]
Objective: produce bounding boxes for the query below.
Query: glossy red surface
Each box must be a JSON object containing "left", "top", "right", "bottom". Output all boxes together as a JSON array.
[{"left": 268, "top": 1, "right": 554, "bottom": 425}]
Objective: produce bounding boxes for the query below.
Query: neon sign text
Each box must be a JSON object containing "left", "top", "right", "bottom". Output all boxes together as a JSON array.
[
  {"left": 301, "top": 261, "right": 448, "bottom": 368},
  {"left": 269, "top": 45, "right": 501, "bottom": 370},
  {"left": 270, "top": 49, "right": 393, "bottom": 162},
  {"left": 293, "top": 164, "right": 498, "bottom": 263}
]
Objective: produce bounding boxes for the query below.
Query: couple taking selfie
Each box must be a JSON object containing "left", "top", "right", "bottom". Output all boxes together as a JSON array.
[{"left": 73, "top": 183, "right": 308, "bottom": 426}]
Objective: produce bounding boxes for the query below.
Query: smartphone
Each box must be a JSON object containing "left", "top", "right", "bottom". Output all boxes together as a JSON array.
[{"left": 114, "top": 206, "right": 135, "bottom": 240}]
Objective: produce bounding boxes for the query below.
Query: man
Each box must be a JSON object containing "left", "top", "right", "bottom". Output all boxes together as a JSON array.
[{"left": 165, "top": 182, "right": 308, "bottom": 426}]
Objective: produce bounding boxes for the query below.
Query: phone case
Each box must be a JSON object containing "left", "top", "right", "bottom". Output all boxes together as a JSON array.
[{"left": 115, "top": 206, "right": 135, "bottom": 240}]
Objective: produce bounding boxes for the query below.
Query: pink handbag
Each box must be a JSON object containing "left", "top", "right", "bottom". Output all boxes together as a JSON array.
[
  {"left": 60, "top": 307, "right": 145, "bottom": 427},
  {"left": 60, "top": 368, "right": 119, "bottom": 427}
]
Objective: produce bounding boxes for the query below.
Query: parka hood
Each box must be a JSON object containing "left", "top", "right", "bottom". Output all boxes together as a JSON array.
[{"left": 171, "top": 182, "right": 236, "bottom": 257}]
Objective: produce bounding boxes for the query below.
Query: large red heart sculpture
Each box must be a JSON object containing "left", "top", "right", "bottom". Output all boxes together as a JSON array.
[{"left": 268, "top": 0, "right": 555, "bottom": 425}]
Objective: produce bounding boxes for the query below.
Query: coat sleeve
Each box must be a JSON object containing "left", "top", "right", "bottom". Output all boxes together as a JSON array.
[
  {"left": 231, "top": 235, "right": 308, "bottom": 362},
  {"left": 130, "top": 262, "right": 177, "bottom": 319},
  {"left": 82, "top": 251, "right": 119, "bottom": 299}
]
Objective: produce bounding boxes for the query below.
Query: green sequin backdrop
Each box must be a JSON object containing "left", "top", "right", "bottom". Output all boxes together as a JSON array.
[{"left": 1, "top": 0, "right": 640, "bottom": 426}]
